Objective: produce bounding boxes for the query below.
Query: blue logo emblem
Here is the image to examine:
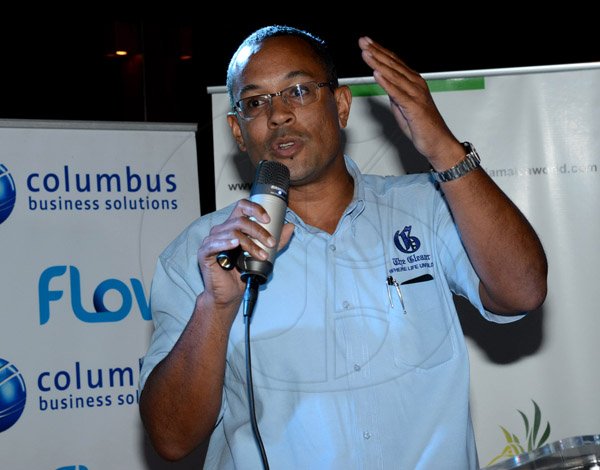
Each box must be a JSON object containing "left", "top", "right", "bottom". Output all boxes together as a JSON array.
[
  {"left": 38, "top": 265, "right": 151, "bottom": 324},
  {"left": 394, "top": 226, "right": 421, "bottom": 254},
  {"left": 0, "top": 358, "right": 27, "bottom": 433},
  {"left": 56, "top": 466, "right": 89, "bottom": 470},
  {"left": 0, "top": 164, "right": 17, "bottom": 225}
]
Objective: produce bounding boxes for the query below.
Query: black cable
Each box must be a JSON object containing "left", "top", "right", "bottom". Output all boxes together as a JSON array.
[{"left": 243, "top": 276, "right": 270, "bottom": 470}]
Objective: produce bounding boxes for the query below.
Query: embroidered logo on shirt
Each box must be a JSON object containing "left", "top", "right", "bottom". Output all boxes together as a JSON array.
[{"left": 393, "top": 225, "right": 420, "bottom": 253}]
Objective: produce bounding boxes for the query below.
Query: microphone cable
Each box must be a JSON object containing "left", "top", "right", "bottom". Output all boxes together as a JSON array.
[
  {"left": 228, "top": 159, "right": 289, "bottom": 470},
  {"left": 243, "top": 275, "right": 270, "bottom": 470}
]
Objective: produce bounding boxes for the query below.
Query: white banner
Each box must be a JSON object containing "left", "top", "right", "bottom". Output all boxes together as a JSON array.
[
  {"left": 209, "top": 64, "right": 600, "bottom": 467},
  {"left": 0, "top": 120, "right": 201, "bottom": 469}
]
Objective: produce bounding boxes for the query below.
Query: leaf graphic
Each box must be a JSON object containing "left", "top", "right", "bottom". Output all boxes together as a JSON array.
[
  {"left": 537, "top": 421, "right": 551, "bottom": 448},
  {"left": 500, "top": 426, "right": 513, "bottom": 443},
  {"left": 518, "top": 409, "right": 530, "bottom": 439},
  {"left": 531, "top": 400, "right": 542, "bottom": 450},
  {"left": 487, "top": 444, "right": 523, "bottom": 466},
  {"left": 511, "top": 441, "right": 524, "bottom": 455},
  {"left": 491, "top": 399, "right": 551, "bottom": 465}
]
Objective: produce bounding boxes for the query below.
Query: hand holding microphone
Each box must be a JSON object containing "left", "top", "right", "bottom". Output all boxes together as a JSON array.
[{"left": 216, "top": 160, "right": 291, "bottom": 284}]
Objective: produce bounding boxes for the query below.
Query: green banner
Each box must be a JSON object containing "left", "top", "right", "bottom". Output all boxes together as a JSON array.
[{"left": 349, "top": 77, "right": 485, "bottom": 96}]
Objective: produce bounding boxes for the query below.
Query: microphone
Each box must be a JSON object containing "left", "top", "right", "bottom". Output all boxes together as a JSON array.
[
  {"left": 239, "top": 159, "right": 290, "bottom": 284},
  {"left": 217, "top": 160, "right": 290, "bottom": 284}
]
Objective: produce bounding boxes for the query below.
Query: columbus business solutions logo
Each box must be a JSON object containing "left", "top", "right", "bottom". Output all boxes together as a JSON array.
[
  {"left": 26, "top": 164, "right": 179, "bottom": 213},
  {"left": 0, "top": 358, "right": 26, "bottom": 433},
  {"left": 1, "top": 355, "right": 143, "bottom": 424},
  {"left": 0, "top": 164, "right": 17, "bottom": 224}
]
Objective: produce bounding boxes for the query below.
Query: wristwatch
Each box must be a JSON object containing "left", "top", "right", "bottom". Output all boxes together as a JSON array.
[{"left": 432, "top": 142, "right": 481, "bottom": 183}]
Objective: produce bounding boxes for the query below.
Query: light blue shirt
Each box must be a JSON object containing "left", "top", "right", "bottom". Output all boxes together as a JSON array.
[{"left": 140, "top": 156, "right": 523, "bottom": 469}]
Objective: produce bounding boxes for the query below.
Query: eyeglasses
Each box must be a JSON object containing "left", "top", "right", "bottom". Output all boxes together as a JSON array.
[{"left": 234, "top": 81, "right": 334, "bottom": 120}]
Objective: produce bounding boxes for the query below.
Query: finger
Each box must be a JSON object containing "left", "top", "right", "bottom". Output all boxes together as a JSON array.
[
  {"left": 359, "top": 36, "right": 419, "bottom": 83},
  {"left": 213, "top": 200, "right": 275, "bottom": 242},
  {"left": 362, "top": 48, "right": 430, "bottom": 113},
  {"left": 213, "top": 217, "right": 277, "bottom": 259},
  {"left": 359, "top": 40, "right": 429, "bottom": 113},
  {"left": 198, "top": 235, "right": 240, "bottom": 266},
  {"left": 359, "top": 36, "right": 404, "bottom": 66},
  {"left": 359, "top": 36, "right": 413, "bottom": 74},
  {"left": 210, "top": 224, "right": 271, "bottom": 263},
  {"left": 232, "top": 198, "right": 270, "bottom": 224}
]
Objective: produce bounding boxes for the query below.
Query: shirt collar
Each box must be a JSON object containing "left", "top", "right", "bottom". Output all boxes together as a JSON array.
[{"left": 286, "top": 156, "right": 366, "bottom": 237}]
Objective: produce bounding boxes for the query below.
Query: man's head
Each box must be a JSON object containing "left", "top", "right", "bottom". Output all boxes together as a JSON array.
[
  {"left": 225, "top": 25, "right": 352, "bottom": 187},
  {"left": 226, "top": 25, "right": 338, "bottom": 109}
]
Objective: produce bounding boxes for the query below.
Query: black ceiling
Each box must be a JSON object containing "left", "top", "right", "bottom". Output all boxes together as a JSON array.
[{"left": 0, "top": 15, "right": 597, "bottom": 125}]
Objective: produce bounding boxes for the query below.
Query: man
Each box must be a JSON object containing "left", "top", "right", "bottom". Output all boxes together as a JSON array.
[{"left": 139, "top": 25, "right": 547, "bottom": 469}]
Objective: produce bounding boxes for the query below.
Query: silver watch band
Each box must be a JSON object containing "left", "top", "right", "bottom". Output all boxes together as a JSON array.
[{"left": 432, "top": 142, "right": 481, "bottom": 183}]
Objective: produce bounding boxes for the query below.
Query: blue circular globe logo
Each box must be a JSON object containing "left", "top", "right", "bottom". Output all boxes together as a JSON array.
[
  {"left": 0, "top": 164, "right": 17, "bottom": 225},
  {"left": 0, "top": 358, "right": 27, "bottom": 432}
]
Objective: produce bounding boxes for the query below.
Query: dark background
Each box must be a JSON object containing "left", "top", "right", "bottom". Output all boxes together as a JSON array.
[{"left": 1, "top": 13, "right": 597, "bottom": 214}]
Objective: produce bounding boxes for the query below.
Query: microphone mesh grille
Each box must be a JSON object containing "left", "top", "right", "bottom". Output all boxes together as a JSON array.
[{"left": 254, "top": 160, "right": 290, "bottom": 191}]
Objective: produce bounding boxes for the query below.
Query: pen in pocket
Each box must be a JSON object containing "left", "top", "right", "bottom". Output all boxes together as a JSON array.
[
  {"left": 386, "top": 273, "right": 434, "bottom": 313},
  {"left": 386, "top": 276, "right": 407, "bottom": 314}
]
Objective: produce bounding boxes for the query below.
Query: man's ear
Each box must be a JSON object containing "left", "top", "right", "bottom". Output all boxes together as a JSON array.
[
  {"left": 227, "top": 113, "right": 247, "bottom": 151},
  {"left": 334, "top": 85, "right": 352, "bottom": 129}
]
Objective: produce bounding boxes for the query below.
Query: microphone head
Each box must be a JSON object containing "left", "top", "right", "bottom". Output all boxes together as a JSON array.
[{"left": 251, "top": 160, "right": 290, "bottom": 200}]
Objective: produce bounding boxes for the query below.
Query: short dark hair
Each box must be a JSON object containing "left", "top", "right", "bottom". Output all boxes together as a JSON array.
[{"left": 226, "top": 25, "right": 339, "bottom": 108}]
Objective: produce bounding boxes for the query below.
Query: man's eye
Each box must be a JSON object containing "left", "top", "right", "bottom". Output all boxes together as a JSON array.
[
  {"left": 246, "top": 97, "right": 267, "bottom": 109},
  {"left": 290, "top": 85, "right": 311, "bottom": 98}
]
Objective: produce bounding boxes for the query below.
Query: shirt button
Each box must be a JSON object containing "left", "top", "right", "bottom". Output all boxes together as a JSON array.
[
  {"left": 329, "top": 244, "right": 336, "bottom": 251},
  {"left": 353, "top": 364, "right": 361, "bottom": 371},
  {"left": 342, "top": 301, "right": 351, "bottom": 309},
  {"left": 363, "top": 431, "right": 371, "bottom": 440}
]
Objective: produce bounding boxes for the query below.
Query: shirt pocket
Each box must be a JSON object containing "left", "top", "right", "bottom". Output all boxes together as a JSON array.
[{"left": 389, "top": 280, "right": 456, "bottom": 370}]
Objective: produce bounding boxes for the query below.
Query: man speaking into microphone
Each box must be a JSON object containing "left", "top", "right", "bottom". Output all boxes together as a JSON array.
[{"left": 139, "top": 25, "right": 547, "bottom": 469}]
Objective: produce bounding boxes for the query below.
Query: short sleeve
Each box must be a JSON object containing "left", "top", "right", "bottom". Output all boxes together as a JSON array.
[{"left": 433, "top": 193, "right": 527, "bottom": 324}]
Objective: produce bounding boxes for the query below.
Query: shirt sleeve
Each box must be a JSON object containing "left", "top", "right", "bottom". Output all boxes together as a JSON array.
[
  {"left": 138, "top": 242, "right": 203, "bottom": 390},
  {"left": 433, "top": 192, "right": 527, "bottom": 324}
]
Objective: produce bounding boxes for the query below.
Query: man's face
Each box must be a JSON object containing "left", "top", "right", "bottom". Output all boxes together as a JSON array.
[{"left": 227, "top": 36, "right": 351, "bottom": 187}]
